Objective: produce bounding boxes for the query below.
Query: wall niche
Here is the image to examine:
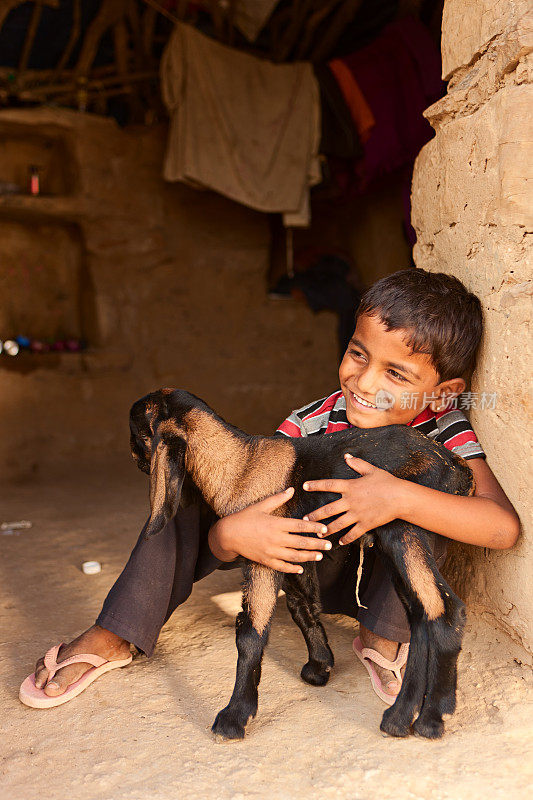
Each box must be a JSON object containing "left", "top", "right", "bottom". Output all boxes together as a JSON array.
[
  {"left": 0, "top": 129, "right": 75, "bottom": 196},
  {"left": 0, "top": 218, "right": 95, "bottom": 372}
]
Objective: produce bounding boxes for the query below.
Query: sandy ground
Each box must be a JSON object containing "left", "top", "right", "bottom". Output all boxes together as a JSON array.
[{"left": 1, "top": 464, "right": 532, "bottom": 800}]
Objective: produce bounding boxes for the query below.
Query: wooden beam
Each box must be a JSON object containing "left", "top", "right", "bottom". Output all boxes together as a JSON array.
[
  {"left": 0, "top": 0, "right": 58, "bottom": 34},
  {"left": 18, "top": 1, "right": 43, "bottom": 73},
  {"left": 140, "top": 0, "right": 179, "bottom": 26},
  {"left": 73, "top": 0, "right": 128, "bottom": 78},
  {"left": 141, "top": 4, "right": 157, "bottom": 58},
  {"left": 18, "top": 69, "right": 158, "bottom": 99},
  {"left": 53, "top": 0, "right": 81, "bottom": 78},
  {"left": 113, "top": 17, "right": 129, "bottom": 75}
]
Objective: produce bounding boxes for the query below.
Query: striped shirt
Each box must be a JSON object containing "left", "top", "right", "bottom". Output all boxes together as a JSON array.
[{"left": 276, "top": 389, "right": 485, "bottom": 460}]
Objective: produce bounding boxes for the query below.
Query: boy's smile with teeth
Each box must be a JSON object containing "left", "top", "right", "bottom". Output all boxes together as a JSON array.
[
  {"left": 351, "top": 392, "right": 377, "bottom": 409},
  {"left": 338, "top": 313, "right": 460, "bottom": 429}
]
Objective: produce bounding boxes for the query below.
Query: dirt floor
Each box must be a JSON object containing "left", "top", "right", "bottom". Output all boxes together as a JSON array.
[{"left": 1, "top": 463, "right": 532, "bottom": 800}]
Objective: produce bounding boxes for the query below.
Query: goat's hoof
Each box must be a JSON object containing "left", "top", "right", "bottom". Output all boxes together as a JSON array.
[
  {"left": 413, "top": 714, "right": 444, "bottom": 740},
  {"left": 211, "top": 709, "right": 246, "bottom": 741},
  {"left": 301, "top": 660, "right": 331, "bottom": 687},
  {"left": 380, "top": 708, "right": 411, "bottom": 738}
]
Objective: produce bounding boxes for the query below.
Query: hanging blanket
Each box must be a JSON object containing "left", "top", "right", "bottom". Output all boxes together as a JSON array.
[{"left": 161, "top": 23, "right": 321, "bottom": 226}]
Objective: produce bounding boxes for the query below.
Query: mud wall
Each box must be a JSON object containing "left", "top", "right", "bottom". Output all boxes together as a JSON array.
[
  {"left": 0, "top": 108, "right": 343, "bottom": 477},
  {"left": 1, "top": 104, "right": 412, "bottom": 483},
  {"left": 411, "top": 1, "right": 532, "bottom": 650}
]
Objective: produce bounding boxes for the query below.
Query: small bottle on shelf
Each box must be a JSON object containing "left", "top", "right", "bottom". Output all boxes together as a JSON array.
[{"left": 28, "top": 165, "right": 40, "bottom": 196}]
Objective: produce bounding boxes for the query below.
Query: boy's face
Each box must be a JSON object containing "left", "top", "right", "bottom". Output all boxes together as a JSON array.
[{"left": 339, "top": 313, "right": 445, "bottom": 428}]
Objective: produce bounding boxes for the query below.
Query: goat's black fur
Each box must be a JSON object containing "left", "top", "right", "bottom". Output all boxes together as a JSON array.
[{"left": 130, "top": 389, "right": 473, "bottom": 741}]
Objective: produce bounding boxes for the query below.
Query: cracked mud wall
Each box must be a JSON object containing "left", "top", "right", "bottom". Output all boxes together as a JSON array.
[{"left": 412, "top": 1, "right": 532, "bottom": 650}]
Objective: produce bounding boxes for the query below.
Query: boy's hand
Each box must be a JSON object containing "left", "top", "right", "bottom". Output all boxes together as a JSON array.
[
  {"left": 302, "top": 455, "right": 407, "bottom": 545},
  {"left": 208, "top": 487, "right": 333, "bottom": 573}
]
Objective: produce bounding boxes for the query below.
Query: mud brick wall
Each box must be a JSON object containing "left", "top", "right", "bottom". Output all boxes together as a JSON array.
[{"left": 411, "top": 1, "right": 532, "bottom": 650}]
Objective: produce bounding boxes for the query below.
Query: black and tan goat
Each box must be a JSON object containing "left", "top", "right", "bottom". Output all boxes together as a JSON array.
[{"left": 129, "top": 388, "right": 473, "bottom": 741}]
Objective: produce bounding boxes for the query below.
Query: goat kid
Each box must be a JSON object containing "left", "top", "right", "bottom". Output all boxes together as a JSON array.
[{"left": 130, "top": 389, "right": 473, "bottom": 741}]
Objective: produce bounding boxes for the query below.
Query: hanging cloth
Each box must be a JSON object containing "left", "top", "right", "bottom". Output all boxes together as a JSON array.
[
  {"left": 161, "top": 22, "right": 321, "bottom": 226},
  {"left": 328, "top": 16, "right": 444, "bottom": 189}
]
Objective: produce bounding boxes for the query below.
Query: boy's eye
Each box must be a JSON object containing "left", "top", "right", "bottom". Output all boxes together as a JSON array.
[
  {"left": 350, "top": 349, "right": 366, "bottom": 360},
  {"left": 388, "top": 369, "right": 407, "bottom": 382}
]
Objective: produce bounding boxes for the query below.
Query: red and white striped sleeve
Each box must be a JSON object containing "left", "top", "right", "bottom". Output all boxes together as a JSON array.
[
  {"left": 276, "top": 411, "right": 305, "bottom": 438},
  {"left": 433, "top": 408, "right": 485, "bottom": 460}
]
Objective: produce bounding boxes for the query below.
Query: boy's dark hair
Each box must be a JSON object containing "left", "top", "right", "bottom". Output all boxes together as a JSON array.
[{"left": 357, "top": 269, "right": 483, "bottom": 380}]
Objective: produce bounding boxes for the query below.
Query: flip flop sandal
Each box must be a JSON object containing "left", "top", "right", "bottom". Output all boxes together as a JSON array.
[
  {"left": 19, "top": 643, "right": 132, "bottom": 709},
  {"left": 353, "top": 636, "right": 409, "bottom": 706}
]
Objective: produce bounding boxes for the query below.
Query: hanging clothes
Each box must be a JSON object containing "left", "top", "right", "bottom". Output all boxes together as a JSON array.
[
  {"left": 328, "top": 16, "right": 444, "bottom": 189},
  {"left": 314, "top": 64, "right": 363, "bottom": 160},
  {"left": 270, "top": 251, "right": 360, "bottom": 359},
  {"left": 161, "top": 22, "right": 321, "bottom": 226},
  {"left": 327, "top": 60, "right": 375, "bottom": 145}
]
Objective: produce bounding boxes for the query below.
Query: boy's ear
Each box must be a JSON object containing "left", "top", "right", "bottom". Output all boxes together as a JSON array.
[
  {"left": 144, "top": 432, "right": 186, "bottom": 539},
  {"left": 430, "top": 378, "right": 466, "bottom": 411}
]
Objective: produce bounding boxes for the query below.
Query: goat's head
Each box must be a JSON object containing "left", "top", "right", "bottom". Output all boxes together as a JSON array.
[{"left": 129, "top": 388, "right": 192, "bottom": 539}]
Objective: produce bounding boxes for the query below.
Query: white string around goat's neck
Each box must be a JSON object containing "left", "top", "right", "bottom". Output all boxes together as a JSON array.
[{"left": 355, "top": 538, "right": 368, "bottom": 609}]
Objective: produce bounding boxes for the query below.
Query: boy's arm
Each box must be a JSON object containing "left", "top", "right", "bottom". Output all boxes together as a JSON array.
[{"left": 303, "top": 456, "right": 520, "bottom": 550}]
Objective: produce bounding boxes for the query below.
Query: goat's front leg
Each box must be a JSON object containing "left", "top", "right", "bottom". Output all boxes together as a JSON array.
[
  {"left": 283, "top": 566, "right": 334, "bottom": 686},
  {"left": 212, "top": 563, "right": 282, "bottom": 741},
  {"left": 375, "top": 524, "right": 465, "bottom": 739}
]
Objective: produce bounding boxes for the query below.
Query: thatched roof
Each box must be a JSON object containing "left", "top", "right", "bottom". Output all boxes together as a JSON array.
[{"left": 0, "top": 1, "right": 435, "bottom": 121}]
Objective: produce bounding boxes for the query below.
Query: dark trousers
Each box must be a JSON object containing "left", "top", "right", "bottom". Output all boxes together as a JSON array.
[{"left": 96, "top": 506, "right": 447, "bottom": 655}]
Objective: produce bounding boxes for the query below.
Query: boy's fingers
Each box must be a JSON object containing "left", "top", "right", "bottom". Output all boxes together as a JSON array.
[
  {"left": 339, "top": 524, "right": 366, "bottom": 546},
  {"left": 257, "top": 487, "right": 295, "bottom": 512},
  {"left": 304, "top": 499, "right": 347, "bottom": 524},
  {"left": 282, "top": 548, "right": 325, "bottom": 563},
  {"left": 284, "top": 518, "right": 329, "bottom": 536},
  {"left": 327, "top": 512, "right": 358, "bottom": 536},
  {"left": 344, "top": 455, "right": 374, "bottom": 474},
  {"left": 269, "top": 559, "right": 304, "bottom": 574},
  {"left": 281, "top": 534, "right": 332, "bottom": 550},
  {"left": 303, "top": 479, "right": 348, "bottom": 493}
]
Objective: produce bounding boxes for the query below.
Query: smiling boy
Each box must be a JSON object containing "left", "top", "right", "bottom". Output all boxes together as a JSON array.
[{"left": 23, "top": 269, "right": 519, "bottom": 709}]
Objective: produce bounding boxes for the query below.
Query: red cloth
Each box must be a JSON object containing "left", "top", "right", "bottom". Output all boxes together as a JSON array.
[
  {"left": 328, "top": 60, "right": 375, "bottom": 144},
  {"left": 330, "top": 16, "right": 445, "bottom": 189}
]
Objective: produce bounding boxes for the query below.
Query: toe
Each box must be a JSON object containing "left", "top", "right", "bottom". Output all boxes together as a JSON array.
[
  {"left": 43, "top": 663, "right": 90, "bottom": 696},
  {"left": 43, "top": 680, "right": 63, "bottom": 697},
  {"left": 386, "top": 680, "right": 401, "bottom": 696},
  {"left": 34, "top": 658, "right": 48, "bottom": 689}
]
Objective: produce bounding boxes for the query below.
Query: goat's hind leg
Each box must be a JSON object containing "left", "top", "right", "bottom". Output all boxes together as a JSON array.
[
  {"left": 376, "top": 525, "right": 464, "bottom": 739},
  {"left": 284, "top": 567, "right": 334, "bottom": 686},
  {"left": 412, "top": 579, "right": 466, "bottom": 739},
  {"left": 212, "top": 564, "right": 282, "bottom": 741}
]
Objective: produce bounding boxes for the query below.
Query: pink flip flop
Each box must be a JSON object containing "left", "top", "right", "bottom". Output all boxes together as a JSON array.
[
  {"left": 19, "top": 643, "right": 132, "bottom": 709},
  {"left": 353, "top": 636, "right": 409, "bottom": 706}
]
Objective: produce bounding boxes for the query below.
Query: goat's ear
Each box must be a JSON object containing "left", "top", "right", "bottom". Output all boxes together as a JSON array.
[{"left": 144, "top": 433, "right": 186, "bottom": 539}]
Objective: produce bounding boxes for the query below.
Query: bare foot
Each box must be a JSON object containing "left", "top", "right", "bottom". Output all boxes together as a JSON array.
[
  {"left": 359, "top": 624, "right": 407, "bottom": 697},
  {"left": 34, "top": 625, "right": 131, "bottom": 697}
]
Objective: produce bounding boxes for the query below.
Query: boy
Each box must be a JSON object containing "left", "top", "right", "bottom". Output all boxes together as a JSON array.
[{"left": 24, "top": 269, "right": 519, "bottom": 708}]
